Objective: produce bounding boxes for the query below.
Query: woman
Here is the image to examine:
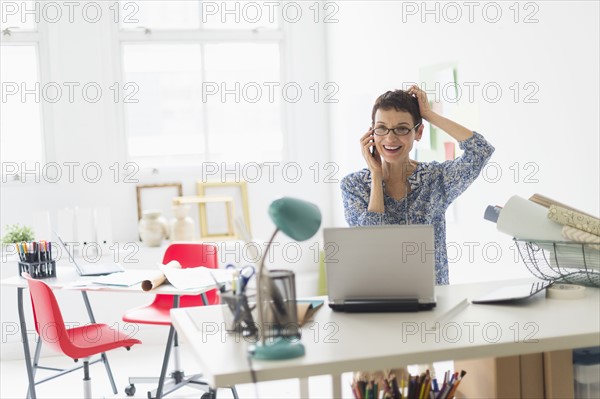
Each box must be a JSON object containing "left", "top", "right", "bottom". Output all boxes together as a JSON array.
[{"left": 341, "top": 85, "right": 495, "bottom": 285}]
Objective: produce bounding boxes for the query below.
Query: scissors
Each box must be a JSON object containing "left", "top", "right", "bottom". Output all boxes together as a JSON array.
[
  {"left": 237, "top": 265, "right": 255, "bottom": 294},
  {"left": 226, "top": 264, "right": 255, "bottom": 294}
]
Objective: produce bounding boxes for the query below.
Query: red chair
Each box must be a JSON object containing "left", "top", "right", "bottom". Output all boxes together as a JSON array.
[
  {"left": 22, "top": 273, "right": 141, "bottom": 399},
  {"left": 122, "top": 243, "right": 238, "bottom": 399}
]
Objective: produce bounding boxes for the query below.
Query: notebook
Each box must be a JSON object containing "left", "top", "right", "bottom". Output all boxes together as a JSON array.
[
  {"left": 55, "top": 233, "right": 125, "bottom": 276},
  {"left": 324, "top": 225, "right": 437, "bottom": 312},
  {"left": 91, "top": 270, "right": 149, "bottom": 287},
  {"left": 471, "top": 280, "right": 553, "bottom": 304}
]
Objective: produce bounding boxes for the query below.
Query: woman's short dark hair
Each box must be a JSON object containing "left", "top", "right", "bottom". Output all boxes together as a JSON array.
[{"left": 371, "top": 90, "right": 422, "bottom": 127}]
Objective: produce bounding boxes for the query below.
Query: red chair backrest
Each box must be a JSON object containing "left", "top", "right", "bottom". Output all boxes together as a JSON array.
[
  {"left": 154, "top": 243, "right": 220, "bottom": 309},
  {"left": 23, "top": 273, "right": 77, "bottom": 356}
]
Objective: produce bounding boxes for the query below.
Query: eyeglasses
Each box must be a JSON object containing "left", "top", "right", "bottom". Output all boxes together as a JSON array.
[{"left": 372, "top": 123, "right": 422, "bottom": 137}]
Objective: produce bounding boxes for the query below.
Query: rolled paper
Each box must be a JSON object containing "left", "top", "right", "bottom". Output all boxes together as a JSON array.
[
  {"left": 141, "top": 271, "right": 167, "bottom": 291},
  {"left": 140, "top": 260, "right": 182, "bottom": 291},
  {"left": 496, "top": 195, "right": 564, "bottom": 241}
]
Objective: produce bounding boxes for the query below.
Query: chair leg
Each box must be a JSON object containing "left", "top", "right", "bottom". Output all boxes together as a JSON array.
[
  {"left": 231, "top": 385, "right": 239, "bottom": 399},
  {"left": 130, "top": 324, "right": 213, "bottom": 398},
  {"left": 81, "top": 290, "right": 118, "bottom": 394},
  {"left": 172, "top": 330, "right": 183, "bottom": 380},
  {"left": 83, "top": 359, "right": 92, "bottom": 399},
  {"left": 143, "top": 329, "right": 209, "bottom": 398}
]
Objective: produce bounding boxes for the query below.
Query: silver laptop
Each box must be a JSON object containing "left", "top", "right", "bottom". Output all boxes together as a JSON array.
[
  {"left": 324, "top": 225, "right": 436, "bottom": 312},
  {"left": 55, "top": 233, "right": 125, "bottom": 276}
]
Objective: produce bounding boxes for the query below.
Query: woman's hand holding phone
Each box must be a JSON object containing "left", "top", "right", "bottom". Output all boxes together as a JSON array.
[{"left": 361, "top": 128, "right": 382, "bottom": 177}]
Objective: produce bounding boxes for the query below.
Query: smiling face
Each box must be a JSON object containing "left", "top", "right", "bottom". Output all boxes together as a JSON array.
[{"left": 373, "top": 108, "right": 422, "bottom": 165}]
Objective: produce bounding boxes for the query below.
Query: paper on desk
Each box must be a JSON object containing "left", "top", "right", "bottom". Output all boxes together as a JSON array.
[
  {"left": 297, "top": 299, "right": 324, "bottom": 326},
  {"left": 158, "top": 263, "right": 232, "bottom": 291},
  {"left": 63, "top": 281, "right": 104, "bottom": 290},
  {"left": 91, "top": 271, "right": 148, "bottom": 287}
]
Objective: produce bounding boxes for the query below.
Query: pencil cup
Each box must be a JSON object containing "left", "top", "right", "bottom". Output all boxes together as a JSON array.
[
  {"left": 260, "top": 269, "right": 300, "bottom": 339},
  {"left": 221, "top": 292, "right": 257, "bottom": 337},
  {"left": 19, "top": 260, "right": 56, "bottom": 279}
]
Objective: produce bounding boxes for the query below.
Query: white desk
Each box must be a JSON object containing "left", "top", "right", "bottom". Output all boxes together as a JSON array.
[
  {"left": 171, "top": 279, "right": 600, "bottom": 397},
  {"left": 1, "top": 267, "right": 210, "bottom": 399}
]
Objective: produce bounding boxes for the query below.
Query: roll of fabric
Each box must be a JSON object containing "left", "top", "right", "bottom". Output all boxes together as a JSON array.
[
  {"left": 549, "top": 205, "right": 600, "bottom": 236},
  {"left": 561, "top": 226, "right": 600, "bottom": 250}
]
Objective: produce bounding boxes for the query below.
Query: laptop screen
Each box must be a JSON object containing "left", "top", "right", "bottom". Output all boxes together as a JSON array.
[
  {"left": 324, "top": 225, "right": 436, "bottom": 304},
  {"left": 54, "top": 233, "right": 83, "bottom": 273}
]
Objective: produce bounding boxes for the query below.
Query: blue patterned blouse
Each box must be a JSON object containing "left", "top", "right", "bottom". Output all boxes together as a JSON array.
[{"left": 341, "top": 132, "right": 495, "bottom": 285}]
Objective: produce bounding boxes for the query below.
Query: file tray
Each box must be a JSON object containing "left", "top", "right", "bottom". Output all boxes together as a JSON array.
[
  {"left": 19, "top": 260, "right": 56, "bottom": 279},
  {"left": 514, "top": 239, "right": 600, "bottom": 287}
]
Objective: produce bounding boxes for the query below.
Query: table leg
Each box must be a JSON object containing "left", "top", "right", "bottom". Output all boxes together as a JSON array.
[
  {"left": 299, "top": 377, "right": 309, "bottom": 398},
  {"left": 331, "top": 374, "right": 342, "bottom": 399},
  {"left": 26, "top": 339, "right": 43, "bottom": 398},
  {"left": 18, "top": 287, "right": 36, "bottom": 399},
  {"left": 155, "top": 295, "right": 181, "bottom": 399}
]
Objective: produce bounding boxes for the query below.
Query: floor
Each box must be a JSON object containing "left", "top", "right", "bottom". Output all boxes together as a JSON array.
[
  {"left": 1, "top": 343, "right": 452, "bottom": 398},
  {"left": 0, "top": 343, "right": 353, "bottom": 399}
]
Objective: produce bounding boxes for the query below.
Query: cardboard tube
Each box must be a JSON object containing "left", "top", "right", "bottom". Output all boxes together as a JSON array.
[
  {"left": 141, "top": 271, "right": 167, "bottom": 291},
  {"left": 140, "top": 260, "right": 182, "bottom": 291}
]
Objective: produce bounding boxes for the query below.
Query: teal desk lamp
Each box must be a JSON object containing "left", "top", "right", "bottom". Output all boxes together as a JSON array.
[{"left": 249, "top": 197, "right": 321, "bottom": 360}]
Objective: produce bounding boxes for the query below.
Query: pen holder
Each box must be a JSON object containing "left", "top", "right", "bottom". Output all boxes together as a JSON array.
[
  {"left": 18, "top": 260, "right": 56, "bottom": 279},
  {"left": 221, "top": 292, "right": 258, "bottom": 337},
  {"left": 260, "top": 270, "right": 301, "bottom": 340}
]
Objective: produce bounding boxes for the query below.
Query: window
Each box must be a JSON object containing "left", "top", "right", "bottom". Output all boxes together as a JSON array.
[
  {"left": 117, "top": 0, "right": 283, "bottom": 168},
  {"left": 0, "top": 1, "right": 44, "bottom": 168},
  {"left": 0, "top": 45, "right": 43, "bottom": 165}
]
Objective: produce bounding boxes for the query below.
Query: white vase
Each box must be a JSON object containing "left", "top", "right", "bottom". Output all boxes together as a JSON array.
[
  {"left": 157, "top": 215, "right": 169, "bottom": 240},
  {"left": 138, "top": 210, "right": 166, "bottom": 247},
  {"left": 170, "top": 205, "right": 195, "bottom": 242}
]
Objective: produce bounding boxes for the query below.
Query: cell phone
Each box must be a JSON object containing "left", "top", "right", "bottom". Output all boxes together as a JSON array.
[{"left": 370, "top": 131, "right": 376, "bottom": 158}]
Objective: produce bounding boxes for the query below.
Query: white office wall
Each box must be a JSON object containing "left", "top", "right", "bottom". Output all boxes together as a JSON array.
[{"left": 325, "top": 1, "right": 600, "bottom": 283}]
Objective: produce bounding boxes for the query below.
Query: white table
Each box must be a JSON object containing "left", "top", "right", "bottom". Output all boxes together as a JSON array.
[
  {"left": 1, "top": 267, "right": 209, "bottom": 399},
  {"left": 171, "top": 279, "right": 600, "bottom": 398}
]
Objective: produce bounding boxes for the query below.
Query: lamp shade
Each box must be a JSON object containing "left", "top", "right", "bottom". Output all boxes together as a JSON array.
[{"left": 268, "top": 197, "right": 321, "bottom": 241}]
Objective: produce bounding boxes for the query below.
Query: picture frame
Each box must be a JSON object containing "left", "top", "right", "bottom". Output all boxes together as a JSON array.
[
  {"left": 196, "top": 181, "right": 251, "bottom": 239},
  {"left": 172, "top": 195, "right": 235, "bottom": 241},
  {"left": 135, "top": 183, "right": 183, "bottom": 222}
]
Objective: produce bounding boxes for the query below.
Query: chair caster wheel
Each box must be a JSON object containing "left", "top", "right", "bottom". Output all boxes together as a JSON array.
[
  {"left": 125, "top": 384, "right": 136, "bottom": 396},
  {"left": 201, "top": 390, "right": 216, "bottom": 399}
]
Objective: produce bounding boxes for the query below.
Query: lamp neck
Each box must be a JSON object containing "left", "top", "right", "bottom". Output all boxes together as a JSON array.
[
  {"left": 261, "top": 228, "right": 280, "bottom": 271},
  {"left": 257, "top": 227, "right": 279, "bottom": 345}
]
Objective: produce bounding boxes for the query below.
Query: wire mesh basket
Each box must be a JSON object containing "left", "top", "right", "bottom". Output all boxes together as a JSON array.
[{"left": 514, "top": 239, "right": 600, "bottom": 287}]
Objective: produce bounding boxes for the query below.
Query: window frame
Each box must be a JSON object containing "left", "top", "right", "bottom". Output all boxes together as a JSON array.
[
  {"left": 0, "top": 19, "right": 55, "bottom": 182},
  {"left": 112, "top": 7, "right": 287, "bottom": 171}
]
